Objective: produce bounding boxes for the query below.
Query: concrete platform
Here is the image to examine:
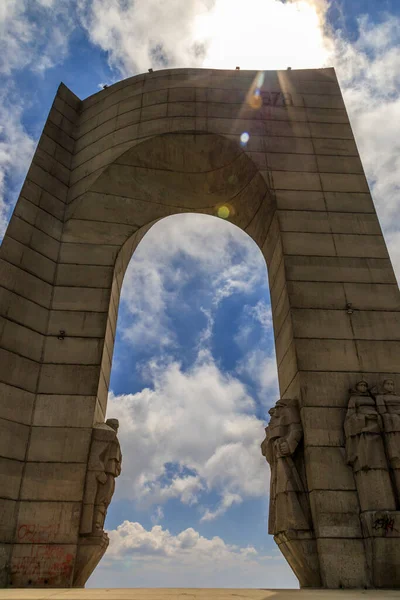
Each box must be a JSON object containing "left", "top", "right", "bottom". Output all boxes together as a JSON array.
[{"left": 0, "top": 590, "right": 400, "bottom": 600}]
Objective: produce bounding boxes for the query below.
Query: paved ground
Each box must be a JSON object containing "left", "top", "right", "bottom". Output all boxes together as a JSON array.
[{"left": 1, "top": 590, "right": 400, "bottom": 600}]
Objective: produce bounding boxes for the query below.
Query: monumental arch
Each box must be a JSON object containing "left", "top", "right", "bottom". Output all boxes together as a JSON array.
[{"left": 1, "top": 67, "right": 400, "bottom": 589}]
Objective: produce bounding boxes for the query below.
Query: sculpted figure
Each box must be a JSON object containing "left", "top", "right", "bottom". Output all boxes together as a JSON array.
[
  {"left": 344, "top": 381, "right": 395, "bottom": 511},
  {"left": 261, "top": 399, "right": 311, "bottom": 535},
  {"left": 80, "top": 418, "right": 122, "bottom": 536},
  {"left": 374, "top": 379, "right": 400, "bottom": 505}
]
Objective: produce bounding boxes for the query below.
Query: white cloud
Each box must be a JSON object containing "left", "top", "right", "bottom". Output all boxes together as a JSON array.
[
  {"left": 0, "top": 89, "right": 36, "bottom": 237},
  {"left": 331, "top": 15, "right": 400, "bottom": 276},
  {"left": 0, "top": 0, "right": 74, "bottom": 75},
  {"left": 120, "top": 214, "right": 266, "bottom": 350},
  {"left": 89, "top": 520, "right": 296, "bottom": 588},
  {"left": 107, "top": 350, "right": 268, "bottom": 518},
  {"left": 237, "top": 350, "right": 279, "bottom": 407}
]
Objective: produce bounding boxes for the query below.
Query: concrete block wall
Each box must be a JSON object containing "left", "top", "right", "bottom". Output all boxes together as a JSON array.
[{"left": 0, "top": 67, "right": 399, "bottom": 588}]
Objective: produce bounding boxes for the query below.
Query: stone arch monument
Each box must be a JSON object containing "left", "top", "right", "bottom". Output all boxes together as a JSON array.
[{"left": 1, "top": 67, "right": 400, "bottom": 589}]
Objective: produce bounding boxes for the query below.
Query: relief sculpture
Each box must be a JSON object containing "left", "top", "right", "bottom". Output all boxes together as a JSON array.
[
  {"left": 73, "top": 418, "right": 122, "bottom": 587},
  {"left": 344, "top": 381, "right": 396, "bottom": 511},
  {"left": 261, "top": 399, "right": 320, "bottom": 588},
  {"left": 261, "top": 398, "right": 311, "bottom": 535},
  {"left": 374, "top": 379, "right": 400, "bottom": 506}
]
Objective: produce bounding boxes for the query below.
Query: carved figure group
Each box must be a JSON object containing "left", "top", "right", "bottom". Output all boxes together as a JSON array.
[
  {"left": 261, "top": 398, "right": 311, "bottom": 535},
  {"left": 344, "top": 380, "right": 400, "bottom": 510}
]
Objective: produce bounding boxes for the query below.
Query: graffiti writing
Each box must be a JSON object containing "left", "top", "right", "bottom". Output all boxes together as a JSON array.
[
  {"left": 373, "top": 515, "right": 397, "bottom": 535},
  {"left": 18, "top": 523, "right": 59, "bottom": 544},
  {"left": 11, "top": 544, "right": 74, "bottom": 586},
  {"left": 260, "top": 91, "right": 293, "bottom": 107}
]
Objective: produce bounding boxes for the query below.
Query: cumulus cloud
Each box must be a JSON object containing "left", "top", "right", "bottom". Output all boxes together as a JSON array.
[
  {"left": 90, "top": 520, "right": 296, "bottom": 588},
  {"left": 332, "top": 15, "right": 400, "bottom": 276},
  {"left": 0, "top": 0, "right": 74, "bottom": 74},
  {"left": 120, "top": 214, "right": 266, "bottom": 350},
  {"left": 107, "top": 350, "right": 268, "bottom": 518},
  {"left": 0, "top": 89, "right": 36, "bottom": 237}
]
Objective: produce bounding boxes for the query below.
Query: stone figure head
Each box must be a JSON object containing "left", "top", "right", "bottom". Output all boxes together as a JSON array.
[
  {"left": 383, "top": 379, "right": 395, "bottom": 394},
  {"left": 106, "top": 418, "right": 119, "bottom": 432},
  {"left": 354, "top": 380, "right": 369, "bottom": 395}
]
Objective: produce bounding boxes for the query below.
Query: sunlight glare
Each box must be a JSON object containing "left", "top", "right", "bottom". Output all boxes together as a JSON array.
[{"left": 194, "top": 0, "right": 332, "bottom": 70}]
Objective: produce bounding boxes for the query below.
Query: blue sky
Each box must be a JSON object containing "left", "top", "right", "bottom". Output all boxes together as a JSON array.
[{"left": 1, "top": 0, "right": 400, "bottom": 589}]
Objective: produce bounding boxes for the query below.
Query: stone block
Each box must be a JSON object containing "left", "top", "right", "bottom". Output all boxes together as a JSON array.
[
  {"left": 59, "top": 242, "right": 119, "bottom": 266},
  {"left": 52, "top": 286, "right": 111, "bottom": 312},
  {"left": 27, "top": 426, "right": 92, "bottom": 462},
  {"left": 26, "top": 163, "right": 68, "bottom": 203},
  {"left": 62, "top": 218, "right": 137, "bottom": 246},
  {"left": 14, "top": 197, "right": 63, "bottom": 240},
  {"left": 43, "top": 336, "right": 104, "bottom": 366},
  {"left": 6, "top": 216, "right": 60, "bottom": 262},
  {"left": 277, "top": 340, "right": 298, "bottom": 396},
  {"left": 0, "top": 544, "right": 11, "bottom": 587},
  {"left": 351, "top": 310, "right": 400, "bottom": 340},
  {"left": 55, "top": 264, "right": 113, "bottom": 289},
  {"left": 271, "top": 286, "right": 290, "bottom": 338},
  {"left": 271, "top": 171, "right": 321, "bottom": 191},
  {"left": 296, "top": 339, "right": 360, "bottom": 372},
  {"left": 275, "top": 313, "right": 294, "bottom": 365},
  {"left": 285, "top": 256, "right": 396, "bottom": 284},
  {"left": 317, "top": 538, "right": 368, "bottom": 588},
  {"left": 267, "top": 153, "right": 317, "bottom": 172},
  {"left": 0, "top": 457, "right": 24, "bottom": 500},
  {"left": 305, "top": 447, "right": 355, "bottom": 491},
  {"left": 299, "top": 370, "right": 400, "bottom": 408},
  {"left": 303, "top": 95, "right": 345, "bottom": 110},
  {"left": 47, "top": 310, "right": 108, "bottom": 338},
  {"left": 0, "top": 286, "right": 48, "bottom": 334},
  {"left": 287, "top": 281, "right": 346, "bottom": 309},
  {"left": 316, "top": 155, "right": 363, "bottom": 174},
  {"left": 354, "top": 470, "right": 396, "bottom": 512},
  {"left": 0, "top": 347, "right": 40, "bottom": 393},
  {"left": 310, "top": 122, "right": 353, "bottom": 139},
  {"left": 16, "top": 502, "right": 81, "bottom": 544},
  {"left": 309, "top": 490, "right": 362, "bottom": 538},
  {"left": 291, "top": 308, "right": 353, "bottom": 339},
  {"left": 10, "top": 543, "right": 76, "bottom": 587},
  {"left": 367, "top": 538, "right": 400, "bottom": 587},
  {"left": 282, "top": 232, "right": 336, "bottom": 256},
  {"left": 301, "top": 407, "right": 346, "bottom": 446},
  {"left": 274, "top": 532, "right": 321, "bottom": 588},
  {"left": 328, "top": 213, "right": 381, "bottom": 235},
  {"left": 324, "top": 191, "right": 375, "bottom": 213},
  {"left": 320, "top": 173, "right": 369, "bottom": 193},
  {"left": 313, "top": 138, "right": 358, "bottom": 156},
  {"left": 73, "top": 534, "right": 109, "bottom": 588},
  {"left": 38, "top": 364, "right": 100, "bottom": 396},
  {"left": 33, "top": 395, "right": 96, "bottom": 428},
  {"left": 0, "top": 316, "right": 44, "bottom": 361},
  {"left": 0, "top": 236, "right": 56, "bottom": 284},
  {"left": 21, "top": 463, "right": 86, "bottom": 501},
  {"left": 275, "top": 190, "right": 326, "bottom": 211},
  {"left": 0, "top": 418, "right": 30, "bottom": 461},
  {"left": 334, "top": 233, "right": 388, "bottom": 258},
  {"left": 344, "top": 282, "right": 400, "bottom": 311},
  {"left": 306, "top": 107, "right": 349, "bottom": 123},
  {"left": 264, "top": 136, "right": 314, "bottom": 155},
  {"left": 278, "top": 210, "right": 330, "bottom": 233},
  {"left": 0, "top": 382, "right": 34, "bottom": 425},
  {"left": 357, "top": 340, "right": 400, "bottom": 373},
  {"left": 116, "top": 107, "right": 142, "bottom": 129},
  {"left": 0, "top": 499, "right": 17, "bottom": 542}
]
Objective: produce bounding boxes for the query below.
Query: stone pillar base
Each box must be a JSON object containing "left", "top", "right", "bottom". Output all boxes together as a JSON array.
[
  {"left": 361, "top": 511, "right": 400, "bottom": 588},
  {"left": 274, "top": 531, "right": 321, "bottom": 588},
  {"left": 73, "top": 534, "right": 109, "bottom": 588}
]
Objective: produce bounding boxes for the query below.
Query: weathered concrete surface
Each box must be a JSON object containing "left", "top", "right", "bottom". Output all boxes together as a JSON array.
[
  {"left": 1, "top": 67, "right": 400, "bottom": 589},
  {"left": 0, "top": 591, "right": 400, "bottom": 600}
]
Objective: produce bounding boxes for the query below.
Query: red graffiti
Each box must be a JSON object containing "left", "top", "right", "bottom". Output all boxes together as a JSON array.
[
  {"left": 18, "top": 523, "right": 59, "bottom": 544},
  {"left": 11, "top": 544, "right": 74, "bottom": 586}
]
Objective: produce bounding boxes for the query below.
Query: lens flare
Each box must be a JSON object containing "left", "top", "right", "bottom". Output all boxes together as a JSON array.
[
  {"left": 217, "top": 205, "right": 230, "bottom": 219},
  {"left": 240, "top": 132, "right": 250, "bottom": 146}
]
